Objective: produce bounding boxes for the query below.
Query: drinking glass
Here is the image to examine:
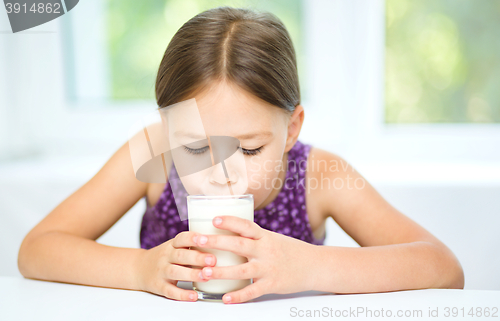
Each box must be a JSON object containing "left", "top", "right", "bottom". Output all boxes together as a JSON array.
[{"left": 187, "top": 194, "right": 254, "bottom": 301}]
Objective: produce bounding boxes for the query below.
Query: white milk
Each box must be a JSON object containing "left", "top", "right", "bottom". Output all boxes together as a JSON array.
[{"left": 188, "top": 196, "right": 254, "bottom": 294}]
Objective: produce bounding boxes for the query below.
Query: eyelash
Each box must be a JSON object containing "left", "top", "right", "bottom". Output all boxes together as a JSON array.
[{"left": 183, "top": 145, "right": 263, "bottom": 156}]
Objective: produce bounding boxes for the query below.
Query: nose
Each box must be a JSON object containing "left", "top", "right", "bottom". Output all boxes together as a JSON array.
[{"left": 209, "top": 160, "right": 238, "bottom": 186}]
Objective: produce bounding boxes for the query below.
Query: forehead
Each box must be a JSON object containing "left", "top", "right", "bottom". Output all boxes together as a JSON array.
[{"left": 191, "top": 80, "right": 287, "bottom": 136}]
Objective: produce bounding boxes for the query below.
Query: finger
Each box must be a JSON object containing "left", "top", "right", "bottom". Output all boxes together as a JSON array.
[
  {"left": 165, "top": 263, "right": 210, "bottom": 283},
  {"left": 213, "top": 216, "right": 264, "bottom": 240},
  {"left": 196, "top": 234, "right": 255, "bottom": 258},
  {"left": 201, "top": 262, "right": 257, "bottom": 280},
  {"left": 222, "top": 281, "right": 265, "bottom": 304},
  {"left": 169, "top": 248, "right": 216, "bottom": 268},
  {"left": 160, "top": 282, "right": 199, "bottom": 302},
  {"left": 171, "top": 231, "right": 201, "bottom": 249}
]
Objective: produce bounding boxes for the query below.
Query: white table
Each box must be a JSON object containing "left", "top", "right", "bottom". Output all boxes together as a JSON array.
[{"left": 1, "top": 276, "right": 499, "bottom": 320}]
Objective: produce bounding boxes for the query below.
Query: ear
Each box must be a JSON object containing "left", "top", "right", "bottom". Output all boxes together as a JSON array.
[{"left": 284, "top": 105, "right": 304, "bottom": 153}]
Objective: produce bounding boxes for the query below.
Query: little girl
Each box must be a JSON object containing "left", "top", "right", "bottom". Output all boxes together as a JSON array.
[{"left": 18, "top": 6, "right": 464, "bottom": 304}]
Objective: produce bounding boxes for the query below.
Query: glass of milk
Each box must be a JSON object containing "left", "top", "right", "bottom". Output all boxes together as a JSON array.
[{"left": 187, "top": 194, "right": 254, "bottom": 301}]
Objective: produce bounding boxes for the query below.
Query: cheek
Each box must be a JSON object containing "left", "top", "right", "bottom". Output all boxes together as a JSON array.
[
  {"left": 245, "top": 155, "right": 283, "bottom": 196},
  {"left": 178, "top": 172, "right": 204, "bottom": 195}
]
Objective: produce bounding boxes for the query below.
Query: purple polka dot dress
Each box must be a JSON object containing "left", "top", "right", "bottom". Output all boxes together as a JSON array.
[{"left": 139, "top": 140, "right": 326, "bottom": 249}]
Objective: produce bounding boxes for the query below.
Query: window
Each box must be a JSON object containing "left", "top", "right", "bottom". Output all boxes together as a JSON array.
[
  {"left": 300, "top": 0, "right": 500, "bottom": 168},
  {"left": 385, "top": 0, "right": 500, "bottom": 123}
]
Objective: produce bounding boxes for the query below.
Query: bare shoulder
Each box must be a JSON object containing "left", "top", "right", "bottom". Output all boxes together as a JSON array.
[
  {"left": 141, "top": 121, "right": 172, "bottom": 207},
  {"left": 303, "top": 146, "right": 352, "bottom": 234},
  {"left": 305, "top": 147, "right": 358, "bottom": 219}
]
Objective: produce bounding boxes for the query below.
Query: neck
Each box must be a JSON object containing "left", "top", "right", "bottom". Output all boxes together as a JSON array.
[{"left": 255, "top": 151, "right": 289, "bottom": 211}]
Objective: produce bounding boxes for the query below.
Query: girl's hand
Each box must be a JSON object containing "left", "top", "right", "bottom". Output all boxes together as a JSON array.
[
  {"left": 195, "top": 215, "right": 320, "bottom": 304},
  {"left": 136, "top": 231, "right": 216, "bottom": 302}
]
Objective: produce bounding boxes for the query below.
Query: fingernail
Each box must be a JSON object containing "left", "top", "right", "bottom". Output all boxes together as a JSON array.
[
  {"left": 214, "top": 217, "right": 222, "bottom": 226},
  {"left": 204, "top": 267, "right": 212, "bottom": 277},
  {"left": 198, "top": 235, "right": 207, "bottom": 245},
  {"left": 224, "top": 295, "right": 231, "bottom": 303},
  {"left": 193, "top": 235, "right": 198, "bottom": 243},
  {"left": 189, "top": 293, "right": 196, "bottom": 300},
  {"left": 205, "top": 256, "right": 213, "bottom": 265}
]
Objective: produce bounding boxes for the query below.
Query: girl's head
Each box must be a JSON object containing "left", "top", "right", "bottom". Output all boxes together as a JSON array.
[{"left": 156, "top": 6, "right": 304, "bottom": 209}]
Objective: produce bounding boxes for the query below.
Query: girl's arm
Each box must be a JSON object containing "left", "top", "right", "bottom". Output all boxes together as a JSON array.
[
  {"left": 18, "top": 137, "right": 149, "bottom": 291},
  {"left": 308, "top": 150, "right": 464, "bottom": 293},
  {"left": 310, "top": 241, "right": 463, "bottom": 293}
]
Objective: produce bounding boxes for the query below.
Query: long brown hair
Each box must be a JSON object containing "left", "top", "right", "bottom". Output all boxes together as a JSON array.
[{"left": 155, "top": 6, "right": 300, "bottom": 113}]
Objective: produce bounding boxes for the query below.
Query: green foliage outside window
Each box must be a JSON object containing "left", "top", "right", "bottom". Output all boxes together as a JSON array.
[{"left": 386, "top": 0, "right": 500, "bottom": 123}]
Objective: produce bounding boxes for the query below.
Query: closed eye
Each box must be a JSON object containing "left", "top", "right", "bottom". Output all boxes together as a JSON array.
[
  {"left": 183, "top": 145, "right": 209, "bottom": 155},
  {"left": 238, "top": 146, "right": 263, "bottom": 156},
  {"left": 183, "top": 145, "right": 263, "bottom": 156}
]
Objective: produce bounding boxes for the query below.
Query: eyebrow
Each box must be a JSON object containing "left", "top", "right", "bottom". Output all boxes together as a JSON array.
[{"left": 173, "top": 130, "right": 273, "bottom": 140}]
